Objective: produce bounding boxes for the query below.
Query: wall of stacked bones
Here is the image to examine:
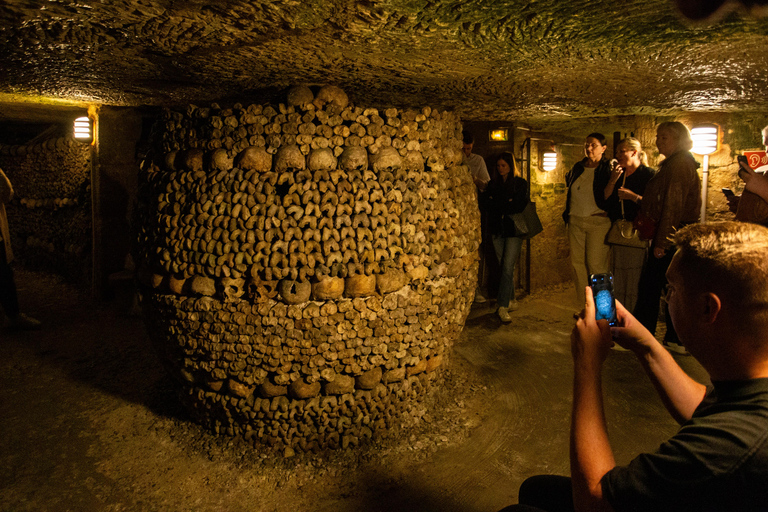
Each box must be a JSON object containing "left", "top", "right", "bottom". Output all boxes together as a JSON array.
[
  {"left": 0, "top": 138, "right": 91, "bottom": 280},
  {"left": 137, "top": 85, "right": 481, "bottom": 452}
]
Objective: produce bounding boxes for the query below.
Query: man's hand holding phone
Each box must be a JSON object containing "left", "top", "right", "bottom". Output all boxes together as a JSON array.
[
  {"left": 722, "top": 187, "right": 739, "bottom": 213},
  {"left": 738, "top": 154, "right": 757, "bottom": 184},
  {"left": 571, "top": 286, "right": 613, "bottom": 368},
  {"left": 609, "top": 300, "right": 657, "bottom": 355}
]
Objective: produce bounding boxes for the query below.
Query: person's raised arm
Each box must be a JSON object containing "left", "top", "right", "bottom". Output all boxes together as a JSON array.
[
  {"left": 741, "top": 161, "right": 768, "bottom": 203},
  {"left": 604, "top": 165, "right": 623, "bottom": 200},
  {"left": 475, "top": 157, "right": 490, "bottom": 192},
  {"left": 570, "top": 286, "right": 616, "bottom": 512},
  {"left": 611, "top": 300, "right": 707, "bottom": 423}
]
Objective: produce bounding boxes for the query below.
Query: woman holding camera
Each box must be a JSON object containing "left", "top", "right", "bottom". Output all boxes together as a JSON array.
[
  {"left": 563, "top": 133, "right": 614, "bottom": 307},
  {"left": 485, "top": 152, "right": 529, "bottom": 324},
  {"left": 633, "top": 121, "right": 700, "bottom": 352},
  {"left": 603, "top": 137, "right": 654, "bottom": 312}
]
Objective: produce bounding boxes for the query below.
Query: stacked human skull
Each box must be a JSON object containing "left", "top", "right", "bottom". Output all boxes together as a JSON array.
[
  {"left": 137, "top": 85, "right": 480, "bottom": 452},
  {"left": 0, "top": 137, "right": 91, "bottom": 275}
]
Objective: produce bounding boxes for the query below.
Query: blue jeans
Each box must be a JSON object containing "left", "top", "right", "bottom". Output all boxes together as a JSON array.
[{"left": 492, "top": 235, "right": 523, "bottom": 308}]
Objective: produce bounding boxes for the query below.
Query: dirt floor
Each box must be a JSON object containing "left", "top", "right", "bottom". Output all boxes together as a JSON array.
[{"left": 0, "top": 270, "right": 710, "bottom": 512}]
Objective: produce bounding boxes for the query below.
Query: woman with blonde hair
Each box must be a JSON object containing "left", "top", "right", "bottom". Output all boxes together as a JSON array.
[
  {"left": 633, "top": 121, "right": 700, "bottom": 353},
  {"left": 603, "top": 137, "right": 655, "bottom": 312}
]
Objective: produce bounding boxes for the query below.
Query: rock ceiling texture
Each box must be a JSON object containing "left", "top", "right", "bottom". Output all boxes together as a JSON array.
[{"left": 1, "top": 0, "right": 768, "bottom": 125}]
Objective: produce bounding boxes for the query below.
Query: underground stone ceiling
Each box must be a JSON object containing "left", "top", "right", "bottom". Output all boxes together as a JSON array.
[{"left": 1, "top": 0, "right": 767, "bottom": 126}]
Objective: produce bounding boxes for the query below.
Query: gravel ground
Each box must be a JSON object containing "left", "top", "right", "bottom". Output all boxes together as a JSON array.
[{"left": 0, "top": 270, "right": 708, "bottom": 512}]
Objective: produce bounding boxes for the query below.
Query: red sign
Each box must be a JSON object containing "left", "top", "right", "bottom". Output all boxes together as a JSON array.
[{"left": 743, "top": 151, "right": 768, "bottom": 170}]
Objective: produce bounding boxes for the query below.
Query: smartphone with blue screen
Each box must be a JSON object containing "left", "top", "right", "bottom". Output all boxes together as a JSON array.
[{"left": 590, "top": 273, "right": 617, "bottom": 326}]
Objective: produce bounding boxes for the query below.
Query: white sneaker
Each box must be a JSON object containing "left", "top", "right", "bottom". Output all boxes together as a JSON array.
[
  {"left": 497, "top": 307, "right": 512, "bottom": 323},
  {"left": 508, "top": 300, "right": 519, "bottom": 311},
  {"left": 474, "top": 290, "right": 488, "bottom": 304}
]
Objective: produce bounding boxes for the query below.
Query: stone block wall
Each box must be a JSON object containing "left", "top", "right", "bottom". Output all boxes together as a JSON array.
[{"left": 136, "top": 85, "right": 481, "bottom": 451}]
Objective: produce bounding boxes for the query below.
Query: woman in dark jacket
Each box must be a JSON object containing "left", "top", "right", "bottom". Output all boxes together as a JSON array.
[
  {"left": 485, "top": 152, "right": 529, "bottom": 324},
  {"left": 603, "top": 137, "right": 655, "bottom": 312},
  {"left": 633, "top": 121, "right": 700, "bottom": 353},
  {"left": 563, "top": 133, "right": 614, "bottom": 307}
]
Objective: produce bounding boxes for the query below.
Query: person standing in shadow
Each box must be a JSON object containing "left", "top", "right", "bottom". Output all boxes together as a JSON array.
[
  {"left": 463, "top": 132, "right": 492, "bottom": 304},
  {"left": 1, "top": 167, "right": 41, "bottom": 331}
]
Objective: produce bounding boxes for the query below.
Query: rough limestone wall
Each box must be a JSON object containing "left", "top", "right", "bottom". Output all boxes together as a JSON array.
[
  {"left": 0, "top": 137, "right": 91, "bottom": 280},
  {"left": 136, "top": 85, "right": 481, "bottom": 451}
]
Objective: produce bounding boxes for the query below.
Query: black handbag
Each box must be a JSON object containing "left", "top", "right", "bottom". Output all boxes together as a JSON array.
[{"left": 510, "top": 201, "right": 543, "bottom": 239}]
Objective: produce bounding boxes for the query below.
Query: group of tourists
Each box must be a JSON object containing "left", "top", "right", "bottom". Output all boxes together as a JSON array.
[
  {"left": 564, "top": 123, "right": 701, "bottom": 353},
  {"left": 469, "top": 122, "right": 768, "bottom": 346},
  {"left": 461, "top": 123, "right": 768, "bottom": 511}
]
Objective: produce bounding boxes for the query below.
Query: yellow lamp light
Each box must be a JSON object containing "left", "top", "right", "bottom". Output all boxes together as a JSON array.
[
  {"left": 542, "top": 151, "right": 558, "bottom": 171},
  {"left": 691, "top": 124, "right": 719, "bottom": 155},
  {"left": 73, "top": 116, "right": 92, "bottom": 142},
  {"left": 489, "top": 128, "right": 509, "bottom": 142}
]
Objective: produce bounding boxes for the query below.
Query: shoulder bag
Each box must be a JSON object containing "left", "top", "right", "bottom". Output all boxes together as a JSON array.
[
  {"left": 502, "top": 177, "right": 543, "bottom": 239},
  {"left": 510, "top": 200, "right": 543, "bottom": 239},
  {"left": 606, "top": 173, "right": 648, "bottom": 248}
]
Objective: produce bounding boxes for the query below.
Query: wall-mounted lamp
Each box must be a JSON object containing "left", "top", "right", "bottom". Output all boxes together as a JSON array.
[
  {"left": 691, "top": 123, "right": 719, "bottom": 155},
  {"left": 73, "top": 116, "right": 93, "bottom": 142},
  {"left": 691, "top": 123, "right": 720, "bottom": 222},
  {"left": 541, "top": 150, "right": 558, "bottom": 171},
  {"left": 489, "top": 128, "right": 509, "bottom": 142}
]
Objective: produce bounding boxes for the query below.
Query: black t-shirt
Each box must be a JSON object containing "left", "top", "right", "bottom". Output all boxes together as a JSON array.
[
  {"left": 605, "top": 165, "right": 655, "bottom": 223},
  {"left": 603, "top": 378, "right": 768, "bottom": 512}
]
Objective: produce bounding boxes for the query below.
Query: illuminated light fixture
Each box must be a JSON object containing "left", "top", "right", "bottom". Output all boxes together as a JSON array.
[
  {"left": 542, "top": 150, "right": 558, "bottom": 171},
  {"left": 690, "top": 123, "right": 720, "bottom": 222},
  {"left": 691, "top": 123, "right": 719, "bottom": 155},
  {"left": 489, "top": 128, "right": 509, "bottom": 142},
  {"left": 73, "top": 116, "right": 92, "bottom": 142}
]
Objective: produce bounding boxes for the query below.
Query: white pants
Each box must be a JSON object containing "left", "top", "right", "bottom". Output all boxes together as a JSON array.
[{"left": 568, "top": 215, "right": 612, "bottom": 306}]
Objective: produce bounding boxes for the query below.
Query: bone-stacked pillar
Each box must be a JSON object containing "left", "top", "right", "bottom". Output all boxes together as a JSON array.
[{"left": 137, "top": 85, "right": 480, "bottom": 451}]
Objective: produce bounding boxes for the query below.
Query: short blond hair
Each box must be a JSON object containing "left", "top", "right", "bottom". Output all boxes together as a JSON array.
[
  {"left": 674, "top": 222, "right": 768, "bottom": 331},
  {"left": 618, "top": 137, "right": 649, "bottom": 167},
  {"left": 657, "top": 121, "right": 693, "bottom": 152}
]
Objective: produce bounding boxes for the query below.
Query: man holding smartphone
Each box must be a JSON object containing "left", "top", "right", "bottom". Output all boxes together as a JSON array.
[
  {"left": 727, "top": 126, "right": 768, "bottom": 226},
  {"left": 501, "top": 221, "right": 768, "bottom": 511}
]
